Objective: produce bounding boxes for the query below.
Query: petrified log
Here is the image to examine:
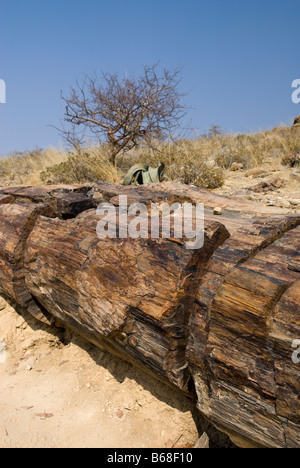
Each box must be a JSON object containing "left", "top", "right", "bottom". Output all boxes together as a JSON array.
[
  {"left": 0, "top": 181, "right": 299, "bottom": 448},
  {"left": 24, "top": 210, "right": 229, "bottom": 392},
  {"left": 0, "top": 184, "right": 95, "bottom": 219},
  {"left": 187, "top": 217, "right": 300, "bottom": 447},
  {"left": 0, "top": 202, "right": 57, "bottom": 324}
]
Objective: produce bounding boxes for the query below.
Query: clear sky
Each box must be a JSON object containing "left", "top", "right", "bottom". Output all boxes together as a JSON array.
[{"left": 1, "top": 0, "right": 299, "bottom": 155}]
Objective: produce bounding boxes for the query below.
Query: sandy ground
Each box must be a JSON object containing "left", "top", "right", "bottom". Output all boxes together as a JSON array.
[
  {"left": 215, "top": 161, "right": 300, "bottom": 210},
  {"left": 0, "top": 297, "right": 202, "bottom": 449}
]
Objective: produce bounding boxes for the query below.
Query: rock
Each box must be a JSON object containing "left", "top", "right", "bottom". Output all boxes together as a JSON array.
[
  {"left": 278, "top": 200, "right": 291, "bottom": 209},
  {"left": 293, "top": 115, "right": 300, "bottom": 128},
  {"left": 115, "top": 410, "right": 124, "bottom": 419},
  {"left": 270, "top": 178, "right": 285, "bottom": 188},
  {"left": 165, "top": 439, "right": 174, "bottom": 448},
  {"left": 213, "top": 207, "right": 223, "bottom": 215},
  {"left": 15, "top": 315, "right": 26, "bottom": 329},
  {"left": 282, "top": 152, "right": 300, "bottom": 167},
  {"left": 229, "top": 162, "right": 243, "bottom": 171},
  {"left": 18, "top": 355, "right": 36, "bottom": 371},
  {"left": 249, "top": 177, "right": 285, "bottom": 193},
  {"left": 255, "top": 173, "right": 269, "bottom": 179},
  {"left": 0, "top": 296, "right": 7, "bottom": 311},
  {"left": 247, "top": 195, "right": 258, "bottom": 201},
  {"left": 289, "top": 199, "right": 300, "bottom": 206},
  {"left": 194, "top": 432, "right": 210, "bottom": 448},
  {"left": 245, "top": 168, "right": 268, "bottom": 177},
  {"left": 35, "top": 413, "right": 54, "bottom": 420}
]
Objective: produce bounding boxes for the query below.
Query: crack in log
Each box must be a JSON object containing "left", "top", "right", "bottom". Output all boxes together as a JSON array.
[
  {"left": 266, "top": 281, "right": 293, "bottom": 448},
  {"left": 238, "top": 216, "right": 300, "bottom": 265}
]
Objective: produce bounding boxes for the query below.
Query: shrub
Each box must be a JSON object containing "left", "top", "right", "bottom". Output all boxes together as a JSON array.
[
  {"left": 120, "top": 142, "right": 224, "bottom": 189},
  {"left": 177, "top": 161, "right": 224, "bottom": 189},
  {"left": 40, "top": 148, "right": 120, "bottom": 184}
]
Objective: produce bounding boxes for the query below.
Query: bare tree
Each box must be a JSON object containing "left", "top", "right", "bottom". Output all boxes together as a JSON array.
[{"left": 59, "top": 64, "right": 187, "bottom": 166}]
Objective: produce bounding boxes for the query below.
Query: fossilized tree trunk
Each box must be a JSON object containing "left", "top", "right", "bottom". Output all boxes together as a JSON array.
[{"left": 0, "top": 181, "right": 299, "bottom": 448}]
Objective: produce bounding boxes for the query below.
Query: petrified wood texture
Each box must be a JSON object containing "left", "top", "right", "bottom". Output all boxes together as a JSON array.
[
  {"left": 0, "top": 181, "right": 299, "bottom": 448},
  {"left": 24, "top": 210, "right": 229, "bottom": 392},
  {"left": 0, "top": 202, "right": 56, "bottom": 324},
  {"left": 187, "top": 217, "right": 300, "bottom": 447},
  {"left": 0, "top": 184, "right": 95, "bottom": 219}
]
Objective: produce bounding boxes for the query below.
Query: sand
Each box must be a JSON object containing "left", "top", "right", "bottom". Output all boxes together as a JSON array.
[{"left": 0, "top": 297, "right": 202, "bottom": 449}]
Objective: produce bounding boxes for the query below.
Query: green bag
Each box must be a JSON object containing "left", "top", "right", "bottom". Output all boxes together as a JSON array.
[{"left": 123, "top": 162, "right": 168, "bottom": 186}]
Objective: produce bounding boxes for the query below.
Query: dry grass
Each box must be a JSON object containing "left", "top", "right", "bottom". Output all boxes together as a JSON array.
[
  {"left": 0, "top": 126, "right": 299, "bottom": 189},
  {"left": 40, "top": 146, "right": 120, "bottom": 185},
  {"left": 0, "top": 148, "right": 68, "bottom": 187}
]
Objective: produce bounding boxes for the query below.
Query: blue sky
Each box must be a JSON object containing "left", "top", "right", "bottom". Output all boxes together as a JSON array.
[{"left": 1, "top": 0, "right": 299, "bottom": 155}]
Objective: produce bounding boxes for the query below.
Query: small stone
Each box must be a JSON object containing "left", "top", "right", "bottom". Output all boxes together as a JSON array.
[
  {"left": 35, "top": 412, "right": 54, "bottom": 420},
  {"left": 289, "top": 199, "right": 300, "bottom": 206},
  {"left": 165, "top": 439, "right": 173, "bottom": 448},
  {"left": 194, "top": 432, "right": 210, "bottom": 449},
  {"left": 246, "top": 168, "right": 267, "bottom": 177},
  {"left": 0, "top": 297, "right": 7, "bottom": 311},
  {"left": 115, "top": 410, "right": 124, "bottom": 419},
  {"left": 26, "top": 356, "right": 36, "bottom": 368},
  {"left": 59, "top": 360, "right": 69, "bottom": 367},
  {"left": 230, "top": 162, "right": 243, "bottom": 171},
  {"left": 279, "top": 200, "right": 291, "bottom": 209},
  {"left": 213, "top": 207, "right": 223, "bottom": 216},
  {"left": 15, "top": 316, "right": 25, "bottom": 329}
]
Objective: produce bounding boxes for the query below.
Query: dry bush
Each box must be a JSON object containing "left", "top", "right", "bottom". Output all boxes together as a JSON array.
[
  {"left": 40, "top": 147, "right": 121, "bottom": 184},
  {"left": 120, "top": 140, "right": 224, "bottom": 189}
]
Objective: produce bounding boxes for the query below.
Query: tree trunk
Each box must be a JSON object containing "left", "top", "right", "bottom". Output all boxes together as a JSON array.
[{"left": 0, "top": 181, "right": 299, "bottom": 448}]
